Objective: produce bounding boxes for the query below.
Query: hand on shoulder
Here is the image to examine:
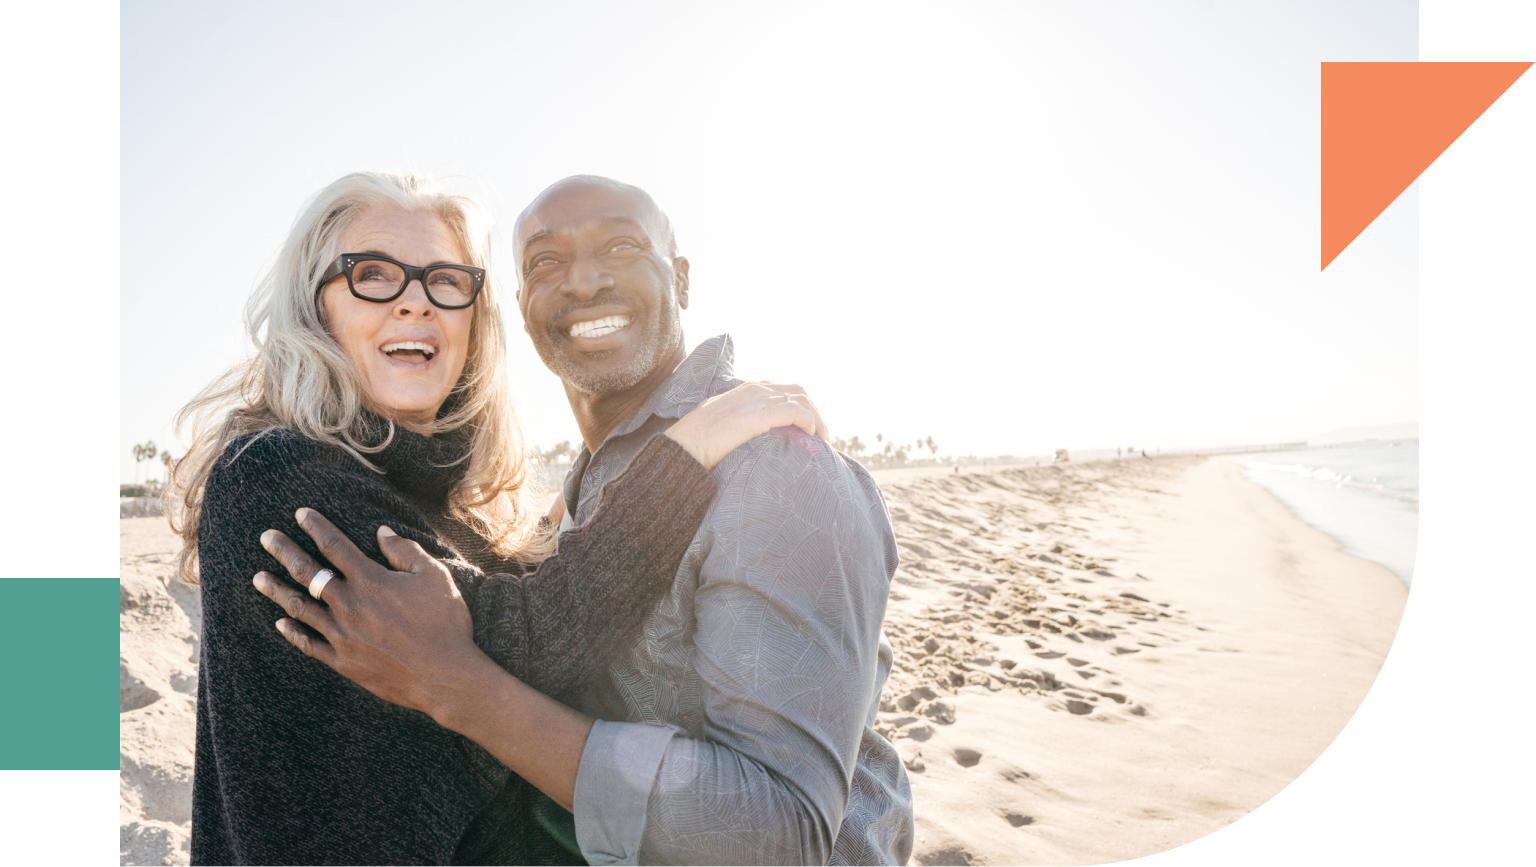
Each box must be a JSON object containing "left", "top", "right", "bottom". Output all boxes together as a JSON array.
[{"left": 664, "top": 381, "right": 829, "bottom": 470}]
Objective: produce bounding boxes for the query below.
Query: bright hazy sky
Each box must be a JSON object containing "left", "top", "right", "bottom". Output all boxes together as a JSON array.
[{"left": 122, "top": 0, "right": 1417, "bottom": 483}]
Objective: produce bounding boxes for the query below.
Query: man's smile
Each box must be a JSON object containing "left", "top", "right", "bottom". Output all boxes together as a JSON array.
[{"left": 568, "top": 315, "right": 631, "bottom": 339}]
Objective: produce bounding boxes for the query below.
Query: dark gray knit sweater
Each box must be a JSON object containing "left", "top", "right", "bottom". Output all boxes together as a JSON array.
[{"left": 189, "top": 422, "right": 715, "bottom": 866}]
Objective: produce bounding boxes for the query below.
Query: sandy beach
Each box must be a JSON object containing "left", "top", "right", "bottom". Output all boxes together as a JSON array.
[
  {"left": 119, "top": 455, "right": 1406, "bottom": 866},
  {"left": 871, "top": 456, "right": 1406, "bottom": 865}
]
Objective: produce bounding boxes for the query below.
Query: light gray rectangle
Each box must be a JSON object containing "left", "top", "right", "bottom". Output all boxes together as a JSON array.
[
  {"left": 0, "top": 3, "right": 119, "bottom": 34},
  {"left": 1419, "top": 605, "right": 1536, "bottom": 860},
  {"left": 1, "top": 46, "right": 119, "bottom": 174},
  {"left": 1, "top": 174, "right": 118, "bottom": 356},
  {"left": 1413, "top": 0, "right": 1536, "bottom": 34},
  {"left": 1413, "top": 180, "right": 1536, "bottom": 430},
  {"left": 1419, "top": 451, "right": 1536, "bottom": 510}
]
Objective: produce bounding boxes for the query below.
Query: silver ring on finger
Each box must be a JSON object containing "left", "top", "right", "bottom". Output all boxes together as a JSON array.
[{"left": 309, "top": 569, "right": 334, "bottom": 601}]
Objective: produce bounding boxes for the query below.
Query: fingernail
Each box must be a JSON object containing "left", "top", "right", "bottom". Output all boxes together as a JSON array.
[
  {"left": 378, "top": 525, "right": 396, "bottom": 538},
  {"left": 260, "top": 530, "right": 275, "bottom": 549},
  {"left": 275, "top": 620, "right": 289, "bottom": 635},
  {"left": 295, "top": 508, "right": 311, "bottom": 523},
  {"left": 252, "top": 573, "right": 267, "bottom": 590}
]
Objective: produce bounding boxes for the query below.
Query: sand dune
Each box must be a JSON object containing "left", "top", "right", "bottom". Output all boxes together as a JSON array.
[{"left": 118, "top": 455, "right": 1405, "bottom": 865}]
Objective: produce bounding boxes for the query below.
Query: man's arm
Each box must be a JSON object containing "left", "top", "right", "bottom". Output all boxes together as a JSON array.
[
  {"left": 571, "top": 430, "right": 901, "bottom": 866},
  {"left": 469, "top": 433, "right": 717, "bottom": 707},
  {"left": 254, "top": 433, "right": 718, "bottom": 811}
]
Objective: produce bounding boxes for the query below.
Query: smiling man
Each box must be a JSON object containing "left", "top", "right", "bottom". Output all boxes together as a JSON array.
[{"left": 514, "top": 175, "right": 914, "bottom": 865}]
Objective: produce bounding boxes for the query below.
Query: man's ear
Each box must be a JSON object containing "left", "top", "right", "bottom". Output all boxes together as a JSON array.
[{"left": 674, "top": 256, "right": 690, "bottom": 310}]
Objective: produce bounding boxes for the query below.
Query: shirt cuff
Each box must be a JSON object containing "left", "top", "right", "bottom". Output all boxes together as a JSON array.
[{"left": 574, "top": 719, "right": 681, "bottom": 866}]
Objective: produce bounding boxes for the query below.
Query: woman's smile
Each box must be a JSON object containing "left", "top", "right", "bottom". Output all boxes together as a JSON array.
[{"left": 378, "top": 336, "right": 441, "bottom": 368}]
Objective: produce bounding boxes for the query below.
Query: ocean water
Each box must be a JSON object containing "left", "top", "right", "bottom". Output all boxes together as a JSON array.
[{"left": 1231, "top": 440, "right": 1418, "bottom": 587}]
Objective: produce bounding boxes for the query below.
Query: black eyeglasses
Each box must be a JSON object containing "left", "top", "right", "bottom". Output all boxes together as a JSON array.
[{"left": 317, "top": 253, "right": 485, "bottom": 310}]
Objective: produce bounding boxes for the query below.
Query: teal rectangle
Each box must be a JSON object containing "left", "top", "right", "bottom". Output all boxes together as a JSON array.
[{"left": 0, "top": 574, "right": 119, "bottom": 867}]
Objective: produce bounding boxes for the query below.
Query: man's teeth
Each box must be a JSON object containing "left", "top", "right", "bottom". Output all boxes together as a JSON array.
[
  {"left": 569, "top": 315, "right": 631, "bottom": 339},
  {"left": 381, "top": 341, "right": 435, "bottom": 359}
]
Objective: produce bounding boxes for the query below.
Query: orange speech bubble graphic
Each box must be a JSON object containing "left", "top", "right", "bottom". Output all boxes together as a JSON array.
[{"left": 1320, "top": 63, "right": 1536, "bottom": 270}]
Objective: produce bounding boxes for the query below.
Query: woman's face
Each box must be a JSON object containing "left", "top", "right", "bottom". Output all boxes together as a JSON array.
[{"left": 320, "top": 208, "right": 475, "bottom": 431}]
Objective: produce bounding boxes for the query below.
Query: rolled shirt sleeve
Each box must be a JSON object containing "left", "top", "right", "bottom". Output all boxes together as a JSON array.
[
  {"left": 573, "top": 430, "right": 900, "bottom": 865},
  {"left": 574, "top": 719, "right": 682, "bottom": 865}
]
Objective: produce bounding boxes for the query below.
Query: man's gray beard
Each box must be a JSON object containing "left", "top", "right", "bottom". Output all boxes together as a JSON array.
[{"left": 537, "top": 306, "right": 683, "bottom": 395}]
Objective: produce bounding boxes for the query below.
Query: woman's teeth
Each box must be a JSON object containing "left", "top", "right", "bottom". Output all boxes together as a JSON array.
[
  {"left": 569, "top": 315, "right": 631, "bottom": 339},
  {"left": 381, "top": 341, "right": 435, "bottom": 360}
]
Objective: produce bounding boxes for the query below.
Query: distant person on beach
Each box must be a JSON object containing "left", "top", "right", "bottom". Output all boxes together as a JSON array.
[
  {"left": 169, "top": 171, "right": 827, "bottom": 865},
  {"left": 258, "top": 175, "right": 915, "bottom": 864}
]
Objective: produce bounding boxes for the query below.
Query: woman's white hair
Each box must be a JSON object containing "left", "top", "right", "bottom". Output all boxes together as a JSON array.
[{"left": 168, "top": 171, "right": 552, "bottom": 584}]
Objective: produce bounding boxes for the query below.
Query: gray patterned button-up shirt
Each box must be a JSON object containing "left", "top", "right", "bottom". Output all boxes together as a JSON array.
[{"left": 564, "top": 335, "right": 914, "bottom": 865}]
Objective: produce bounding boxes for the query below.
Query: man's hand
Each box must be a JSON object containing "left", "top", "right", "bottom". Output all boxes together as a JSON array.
[{"left": 252, "top": 508, "right": 483, "bottom": 718}]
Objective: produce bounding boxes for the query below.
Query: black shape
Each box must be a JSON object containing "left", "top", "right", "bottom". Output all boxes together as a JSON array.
[
  {"left": 0, "top": 771, "right": 88, "bottom": 860},
  {"left": 1, "top": 178, "right": 116, "bottom": 574}
]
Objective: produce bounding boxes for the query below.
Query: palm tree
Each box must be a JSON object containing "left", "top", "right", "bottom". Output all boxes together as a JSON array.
[
  {"left": 132, "top": 441, "right": 158, "bottom": 484},
  {"left": 536, "top": 440, "right": 576, "bottom": 465}
]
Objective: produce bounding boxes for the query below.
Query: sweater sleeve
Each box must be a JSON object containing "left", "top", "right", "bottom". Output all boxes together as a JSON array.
[
  {"left": 190, "top": 433, "right": 509, "bottom": 867},
  {"left": 468, "top": 432, "right": 717, "bottom": 707}
]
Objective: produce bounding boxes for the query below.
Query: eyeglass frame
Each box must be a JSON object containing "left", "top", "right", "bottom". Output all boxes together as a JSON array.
[{"left": 315, "top": 253, "right": 486, "bottom": 310}]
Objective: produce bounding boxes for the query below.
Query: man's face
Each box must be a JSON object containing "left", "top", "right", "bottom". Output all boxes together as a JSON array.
[{"left": 516, "top": 181, "right": 687, "bottom": 395}]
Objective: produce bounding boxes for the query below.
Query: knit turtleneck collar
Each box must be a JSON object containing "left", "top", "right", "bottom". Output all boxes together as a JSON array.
[{"left": 359, "top": 414, "right": 473, "bottom": 505}]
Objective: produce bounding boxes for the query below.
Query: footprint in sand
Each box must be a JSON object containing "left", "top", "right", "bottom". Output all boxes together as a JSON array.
[
  {"left": 999, "top": 812, "right": 1034, "bottom": 828},
  {"left": 903, "top": 748, "right": 926, "bottom": 772},
  {"left": 953, "top": 748, "right": 983, "bottom": 768},
  {"left": 897, "top": 685, "right": 941, "bottom": 711},
  {"left": 921, "top": 701, "right": 957, "bottom": 725}
]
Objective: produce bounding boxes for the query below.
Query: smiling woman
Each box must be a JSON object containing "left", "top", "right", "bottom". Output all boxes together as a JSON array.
[
  {"left": 317, "top": 210, "right": 479, "bottom": 431},
  {"left": 171, "top": 172, "right": 543, "bottom": 569}
]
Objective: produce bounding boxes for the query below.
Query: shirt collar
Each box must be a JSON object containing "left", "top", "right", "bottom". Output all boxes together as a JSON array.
[
  {"left": 564, "top": 334, "right": 739, "bottom": 510},
  {"left": 605, "top": 333, "right": 740, "bottom": 442}
]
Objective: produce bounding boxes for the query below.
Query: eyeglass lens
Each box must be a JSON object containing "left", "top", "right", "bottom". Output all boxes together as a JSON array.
[{"left": 350, "top": 259, "right": 478, "bottom": 307}]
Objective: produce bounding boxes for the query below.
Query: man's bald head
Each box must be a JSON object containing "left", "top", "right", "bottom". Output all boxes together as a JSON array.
[{"left": 513, "top": 175, "right": 677, "bottom": 271}]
